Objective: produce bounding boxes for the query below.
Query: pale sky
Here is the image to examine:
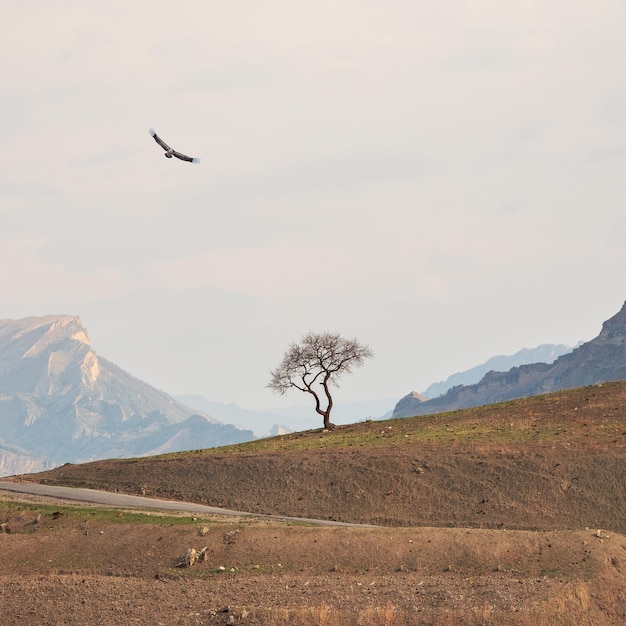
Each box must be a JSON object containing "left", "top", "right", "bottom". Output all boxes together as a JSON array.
[{"left": 2, "top": 1, "right": 626, "bottom": 411}]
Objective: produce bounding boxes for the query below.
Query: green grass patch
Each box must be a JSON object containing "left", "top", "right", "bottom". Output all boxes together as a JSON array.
[
  {"left": 47, "top": 384, "right": 624, "bottom": 471},
  {"left": 143, "top": 388, "right": 626, "bottom": 460},
  {"left": 0, "top": 500, "right": 214, "bottom": 527}
]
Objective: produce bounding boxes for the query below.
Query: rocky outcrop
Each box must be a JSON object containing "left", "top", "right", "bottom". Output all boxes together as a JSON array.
[
  {"left": 0, "top": 316, "right": 254, "bottom": 475},
  {"left": 0, "top": 446, "right": 55, "bottom": 476},
  {"left": 393, "top": 300, "right": 626, "bottom": 418},
  {"left": 261, "top": 425, "right": 292, "bottom": 438},
  {"left": 392, "top": 392, "right": 427, "bottom": 417}
]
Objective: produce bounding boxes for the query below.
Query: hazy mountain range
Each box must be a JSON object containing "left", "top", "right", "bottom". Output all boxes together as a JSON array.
[
  {"left": 422, "top": 343, "right": 576, "bottom": 399},
  {"left": 393, "top": 300, "right": 626, "bottom": 418},
  {"left": 175, "top": 395, "right": 398, "bottom": 437}
]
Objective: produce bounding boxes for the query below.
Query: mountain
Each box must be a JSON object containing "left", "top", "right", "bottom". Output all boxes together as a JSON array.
[
  {"left": 174, "top": 395, "right": 293, "bottom": 438},
  {"left": 0, "top": 316, "right": 254, "bottom": 476},
  {"left": 176, "top": 395, "right": 397, "bottom": 436},
  {"left": 393, "top": 300, "right": 626, "bottom": 418},
  {"left": 422, "top": 344, "right": 575, "bottom": 399}
]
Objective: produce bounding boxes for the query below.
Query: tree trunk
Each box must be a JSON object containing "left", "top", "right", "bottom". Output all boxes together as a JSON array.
[
  {"left": 321, "top": 378, "right": 335, "bottom": 429},
  {"left": 308, "top": 383, "right": 336, "bottom": 430},
  {"left": 322, "top": 410, "right": 335, "bottom": 430}
]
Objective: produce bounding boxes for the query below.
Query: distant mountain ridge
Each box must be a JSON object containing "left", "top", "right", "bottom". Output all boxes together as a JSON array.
[
  {"left": 174, "top": 395, "right": 295, "bottom": 438},
  {"left": 393, "top": 300, "right": 626, "bottom": 418},
  {"left": 176, "top": 395, "right": 398, "bottom": 436},
  {"left": 0, "top": 316, "right": 254, "bottom": 476},
  {"left": 422, "top": 344, "right": 574, "bottom": 399}
]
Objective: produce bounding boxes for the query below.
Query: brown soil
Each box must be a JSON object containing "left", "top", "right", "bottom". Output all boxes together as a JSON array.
[
  {"left": 4, "top": 382, "right": 626, "bottom": 624},
  {"left": 1, "top": 491, "right": 625, "bottom": 625},
  {"left": 21, "top": 382, "right": 626, "bottom": 533}
]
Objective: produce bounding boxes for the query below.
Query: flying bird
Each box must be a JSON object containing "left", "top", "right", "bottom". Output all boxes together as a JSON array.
[{"left": 149, "top": 128, "right": 200, "bottom": 163}]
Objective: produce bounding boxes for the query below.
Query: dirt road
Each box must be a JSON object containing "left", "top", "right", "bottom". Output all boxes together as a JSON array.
[{"left": 0, "top": 480, "right": 377, "bottom": 527}]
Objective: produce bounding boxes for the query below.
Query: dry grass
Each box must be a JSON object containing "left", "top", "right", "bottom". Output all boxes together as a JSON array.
[{"left": 233, "top": 595, "right": 622, "bottom": 626}]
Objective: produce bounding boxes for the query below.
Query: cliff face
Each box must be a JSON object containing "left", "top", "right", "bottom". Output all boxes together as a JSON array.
[
  {"left": 393, "top": 301, "right": 626, "bottom": 418},
  {"left": 0, "top": 316, "right": 254, "bottom": 475}
]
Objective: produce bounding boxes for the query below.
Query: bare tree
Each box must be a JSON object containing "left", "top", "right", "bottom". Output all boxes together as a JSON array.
[{"left": 268, "top": 332, "right": 373, "bottom": 430}]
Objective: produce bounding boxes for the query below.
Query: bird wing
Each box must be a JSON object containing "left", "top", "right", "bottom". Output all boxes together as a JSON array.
[
  {"left": 171, "top": 150, "right": 200, "bottom": 163},
  {"left": 149, "top": 128, "right": 171, "bottom": 152}
]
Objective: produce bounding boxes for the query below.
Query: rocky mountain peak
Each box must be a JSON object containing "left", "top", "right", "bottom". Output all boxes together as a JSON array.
[
  {"left": 597, "top": 300, "right": 626, "bottom": 344},
  {"left": 392, "top": 391, "right": 427, "bottom": 419},
  {"left": 0, "top": 315, "right": 254, "bottom": 475},
  {"left": 0, "top": 315, "right": 98, "bottom": 395}
]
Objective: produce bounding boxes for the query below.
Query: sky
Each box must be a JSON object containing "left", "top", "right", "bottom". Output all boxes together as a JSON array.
[{"left": 2, "top": 1, "right": 626, "bottom": 412}]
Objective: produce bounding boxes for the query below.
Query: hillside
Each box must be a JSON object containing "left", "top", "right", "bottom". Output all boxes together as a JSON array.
[
  {"left": 394, "top": 300, "right": 626, "bottom": 418},
  {"left": 18, "top": 380, "right": 626, "bottom": 533},
  {"left": 0, "top": 316, "right": 253, "bottom": 475},
  {"left": 5, "top": 380, "right": 626, "bottom": 624}
]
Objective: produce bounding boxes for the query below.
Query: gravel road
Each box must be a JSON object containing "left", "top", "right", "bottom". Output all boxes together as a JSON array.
[{"left": 0, "top": 480, "right": 378, "bottom": 527}]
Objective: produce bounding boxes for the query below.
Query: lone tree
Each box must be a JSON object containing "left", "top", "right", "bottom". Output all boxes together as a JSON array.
[{"left": 268, "top": 332, "right": 373, "bottom": 430}]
